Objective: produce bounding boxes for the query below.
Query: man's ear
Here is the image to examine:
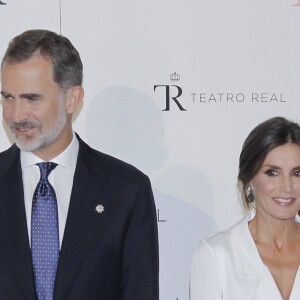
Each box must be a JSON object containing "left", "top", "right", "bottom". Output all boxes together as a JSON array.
[{"left": 66, "top": 85, "right": 84, "bottom": 114}]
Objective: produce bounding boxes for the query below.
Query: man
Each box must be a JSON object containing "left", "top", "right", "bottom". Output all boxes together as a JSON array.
[{"left": 0, "top": 29, "right": 159, "bottom": 300}]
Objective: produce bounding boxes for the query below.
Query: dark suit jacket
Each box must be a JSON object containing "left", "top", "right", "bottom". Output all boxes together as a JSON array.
[{"left": 0, "top": 135, "right": 159, "bottom": 300}]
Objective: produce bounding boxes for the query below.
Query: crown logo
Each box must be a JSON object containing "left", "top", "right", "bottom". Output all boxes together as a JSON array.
[{"left": 170, "top": 72, "right": 180, "bottom": 81}]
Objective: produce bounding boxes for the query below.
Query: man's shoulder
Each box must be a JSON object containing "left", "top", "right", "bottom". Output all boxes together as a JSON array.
[
  {"left": 89, "top": 147, "right": 146, "bottom": 177},
  {"left": 0, "top": 144, "right": 19, "bottom": 163},
  {"left": 0, "top": 144, "right": 20, "bottom": 177},
  {"left": 77, "top": 137, "right": 148, "bottom": 184}
]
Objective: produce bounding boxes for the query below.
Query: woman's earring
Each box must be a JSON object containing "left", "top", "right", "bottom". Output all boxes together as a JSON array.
[{"left": 247, "top": 186, "right": 254, "bottom": 203}]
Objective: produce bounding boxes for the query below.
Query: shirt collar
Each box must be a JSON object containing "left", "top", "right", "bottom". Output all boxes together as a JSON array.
[{"left": 20, "top": 132, "right": 79, "bottom": 169}]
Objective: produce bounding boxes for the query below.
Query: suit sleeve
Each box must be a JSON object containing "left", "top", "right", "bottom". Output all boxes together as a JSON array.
[
  {"left": 121, "top": 175, "right": 159, "bottom": 300},
  {"left": 190, "top": 239, "right": 222, "bottom": 300}
]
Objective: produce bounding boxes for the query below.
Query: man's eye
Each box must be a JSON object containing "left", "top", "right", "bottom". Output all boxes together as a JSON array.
[
  {"left": 265, "top": 169, "right": 277, "bottom": 176},
  {"left": 26, "top": 96, "right": 40, "bottom": 101},
  {"left": 1, "top": 94, "right": 13, "bottom": 100}
]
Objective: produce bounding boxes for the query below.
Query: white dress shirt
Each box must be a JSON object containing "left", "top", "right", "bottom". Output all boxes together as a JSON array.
[
  {"left": 190, "top": 211, "right": 300, "bottom": 300},
  {"left": 21, "top": 133, "right": 79, "bottom": 248}
]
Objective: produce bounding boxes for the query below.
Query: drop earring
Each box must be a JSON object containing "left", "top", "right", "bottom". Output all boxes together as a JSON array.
[{"left": 247, "top": 186, "right": 254, "bottom": 203}]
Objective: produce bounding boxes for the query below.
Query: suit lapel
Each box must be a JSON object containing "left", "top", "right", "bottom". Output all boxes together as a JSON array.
[
  {"left": 0, "top": 146, "right": 37, "bottom": 299},
  {"left": 290, "top": 267, "right": 300, "bottom": 299},
  {"left": 54, "top": 139, "right": 108, "bottom": 300},
  {"left": 231, "top": 213, "right": 264, "bottom": 275},
  {"left": 230, "top": 212, "right": 282, "bottom": 299}
]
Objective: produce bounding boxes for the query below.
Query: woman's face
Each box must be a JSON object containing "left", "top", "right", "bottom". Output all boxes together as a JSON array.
[{"left": 250, "top": 143, "right": 300, "bottom": 221}]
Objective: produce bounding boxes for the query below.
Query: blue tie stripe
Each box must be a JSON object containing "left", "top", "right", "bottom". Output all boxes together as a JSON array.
[{"left": 31, "top": 162, "right": 59, "bottom": 300}]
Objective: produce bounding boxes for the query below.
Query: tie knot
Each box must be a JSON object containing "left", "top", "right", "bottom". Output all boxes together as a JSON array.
[{"left": 37, "top": 162, "right": 58, "bottom": 180}]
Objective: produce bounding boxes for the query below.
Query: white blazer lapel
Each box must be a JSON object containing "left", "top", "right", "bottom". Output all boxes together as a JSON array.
[
  {"left": 230, "top": 212, "right": 283, "bottom": 300},
  {"left": 229, "top": 212, "right": 262, "bottom": 298},
  {"left": 290, "top": 267, "right": 300, "bottom": 300}
]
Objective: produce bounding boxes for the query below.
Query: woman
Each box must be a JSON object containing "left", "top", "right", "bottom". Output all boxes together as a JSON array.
[{"left": 190, "top": 117, "right": 300, "bottom": 300}]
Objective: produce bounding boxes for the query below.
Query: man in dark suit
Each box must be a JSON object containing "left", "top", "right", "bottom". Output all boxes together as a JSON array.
[{"left": 0, "top": 29, "right": 159, "bottom": 300}]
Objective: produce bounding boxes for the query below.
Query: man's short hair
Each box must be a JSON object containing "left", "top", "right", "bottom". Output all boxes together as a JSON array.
[{"left": 1, "top": 29, "right": 83, "bottom": 90}]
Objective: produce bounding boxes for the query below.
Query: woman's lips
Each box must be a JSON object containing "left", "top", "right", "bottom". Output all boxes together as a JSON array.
[{"left": 272, "top": 197, "right": 295, "bottom": 207}]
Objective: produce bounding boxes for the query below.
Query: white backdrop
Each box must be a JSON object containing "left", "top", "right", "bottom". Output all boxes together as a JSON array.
[{"left": 1, "top": 1, "right": 300, "bottom": 299}]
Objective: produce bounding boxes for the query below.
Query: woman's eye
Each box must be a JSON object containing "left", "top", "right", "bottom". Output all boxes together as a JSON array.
[
  {"left": 265, "top": 169, "right": 277, "bottom": 176},
  {"left": 293, "top": 170, "right": 300, "bottom": 176}
]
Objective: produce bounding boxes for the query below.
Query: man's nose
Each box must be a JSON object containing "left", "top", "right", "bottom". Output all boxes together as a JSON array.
[{"left": 10, "top": 100, "right": 29, "bottom": 123}]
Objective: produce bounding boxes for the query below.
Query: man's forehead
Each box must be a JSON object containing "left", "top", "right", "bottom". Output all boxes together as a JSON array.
[
  {"left": 0, "top": 55, "right": 59, "bottom": 94},
  {"left": 3, "top": 52, "right": 52, "bottom": 70},
  {"left": 1, "top": 56, "right": 54, "bottom": 82}
]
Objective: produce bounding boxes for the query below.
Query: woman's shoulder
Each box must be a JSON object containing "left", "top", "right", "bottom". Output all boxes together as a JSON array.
[{"left": 198, "top": 212, "right": 254, "bottom": 254}]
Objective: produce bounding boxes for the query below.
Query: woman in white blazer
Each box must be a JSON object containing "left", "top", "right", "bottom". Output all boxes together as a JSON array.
[{"left": 190, "top": 117, "right": 300, "bottom": 300}]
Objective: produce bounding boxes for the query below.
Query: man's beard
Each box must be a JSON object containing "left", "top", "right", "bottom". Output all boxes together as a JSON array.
[{"left": 9, "top": 104, "right": 67, "bottom": 152}]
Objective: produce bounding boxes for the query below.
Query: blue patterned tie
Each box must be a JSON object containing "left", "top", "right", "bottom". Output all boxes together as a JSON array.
[{"left": 31, "top": 162, "right": 59, "bottom": 300}]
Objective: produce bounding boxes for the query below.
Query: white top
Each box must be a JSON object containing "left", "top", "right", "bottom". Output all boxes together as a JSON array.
[
  {"left": 20, "top": 133, "right": 79, "bottom": 248},
  {"left": 190, "top": 212, "right": 300, "bottom": 300}
]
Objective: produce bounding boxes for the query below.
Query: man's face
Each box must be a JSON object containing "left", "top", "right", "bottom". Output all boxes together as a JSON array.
[{"left": 1, "top": 54, "right": 69, "bottom": 156}]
